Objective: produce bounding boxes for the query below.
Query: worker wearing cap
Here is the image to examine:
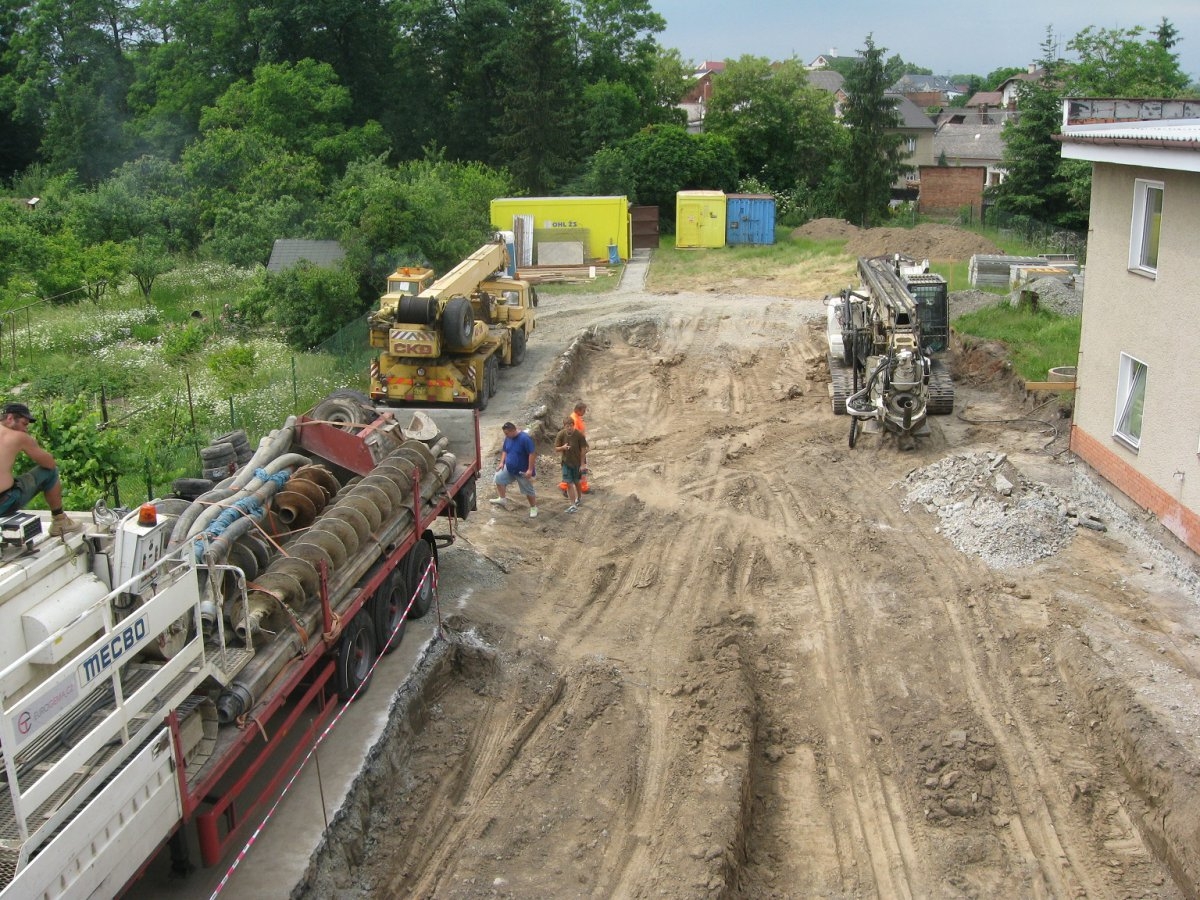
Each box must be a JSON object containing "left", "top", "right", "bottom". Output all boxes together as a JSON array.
[{"left": 0, "top": 402, "right": 83, "bottom": 537}]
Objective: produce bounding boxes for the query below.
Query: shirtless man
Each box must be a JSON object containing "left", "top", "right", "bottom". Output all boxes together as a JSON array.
[{"left": 0, "top": 402, "right": 83, "bottom": 536}]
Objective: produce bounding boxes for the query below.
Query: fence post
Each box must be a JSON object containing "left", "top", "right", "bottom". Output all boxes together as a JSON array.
[{"left": 292, "top": 356, "right": 299, "bottom": 413}]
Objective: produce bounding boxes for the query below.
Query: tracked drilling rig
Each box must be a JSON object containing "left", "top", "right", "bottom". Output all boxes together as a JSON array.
[{"left": 826, "top": 254, "right": 954, "bottom": 448}]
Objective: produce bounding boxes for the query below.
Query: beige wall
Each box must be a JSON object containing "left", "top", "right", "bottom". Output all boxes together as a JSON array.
[{"left": 1074, "top": 163, "right": 1200, "bottom": 520}]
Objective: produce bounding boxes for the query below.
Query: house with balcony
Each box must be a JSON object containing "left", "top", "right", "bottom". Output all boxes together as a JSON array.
[{"left": 1057, "top": 97, "right": 1200, "bottom": 553}]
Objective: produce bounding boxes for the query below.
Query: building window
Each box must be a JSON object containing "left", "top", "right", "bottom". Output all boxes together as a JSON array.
[
  {"left": 1114, "top": 353, "right": 1148, "bottom": 450},
  {"left": 905, "top": 136, "right": 917, "bottom": 154},
  {"left": 1129, "top": 179, "right": 1163, "bottom": 276}
]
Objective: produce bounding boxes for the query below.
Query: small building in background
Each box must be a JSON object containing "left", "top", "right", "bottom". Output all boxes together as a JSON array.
[
  {"left": 489, "top": 196, "right": 631, "bottom": 267},
  {"left": 725, "top": 194, "right": 776, "bottom": 245},
  {"left": 675, "top": 191, "right": 727, "bottom": 248},
  {"left": 266, "top": 239, "right": 345, "bottom": 272}
]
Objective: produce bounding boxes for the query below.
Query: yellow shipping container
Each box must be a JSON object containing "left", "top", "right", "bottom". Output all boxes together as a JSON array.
[
  {"left": 675, "top": 190, "right": 726, "bottom": 249},
  {"left": 490, "top": 196, "right": 631, "bottom": 266}
]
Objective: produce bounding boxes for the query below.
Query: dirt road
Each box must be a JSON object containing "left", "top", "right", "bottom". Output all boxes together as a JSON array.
[{"left": 297, "top": 252, "right": 1200, "bottom": 899}]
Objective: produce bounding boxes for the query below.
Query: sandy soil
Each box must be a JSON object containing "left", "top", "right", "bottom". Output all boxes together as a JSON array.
[{"left": 295, "top": 245, "right": 1200, "bottom": 899}]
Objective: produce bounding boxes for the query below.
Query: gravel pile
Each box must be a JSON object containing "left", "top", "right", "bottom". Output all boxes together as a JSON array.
[
  {"left": 1008, "top": 276, "right": 1084, "bottom": 316},
  {"left": 900, "top": 452, "right": 1200, "bottom": 590},
  {"left": 899, "top": 451, "right": 1076, "bottom": 569}
]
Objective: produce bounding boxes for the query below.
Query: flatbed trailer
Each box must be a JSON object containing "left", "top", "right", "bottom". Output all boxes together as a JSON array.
[{"left": 0, "top": 399, "right": 480, "bottom": 898}]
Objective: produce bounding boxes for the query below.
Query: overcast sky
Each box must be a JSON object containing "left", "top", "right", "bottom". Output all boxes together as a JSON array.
[{"left": 649, "top": 1, "right": 1200, "bottom": 83}]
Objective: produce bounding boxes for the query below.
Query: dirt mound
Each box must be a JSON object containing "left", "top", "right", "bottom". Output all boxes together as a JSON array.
[
  {"left": 793, "top": 220, "right": 1003, "bottom": 262},
  {"left": 792, "top": 217, "right": 861, "bottom": 240}
]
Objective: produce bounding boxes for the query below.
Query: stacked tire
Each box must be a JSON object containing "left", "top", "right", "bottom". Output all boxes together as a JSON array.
[{"left": 199, "top": 429, "right": 252, "bottom": 483}]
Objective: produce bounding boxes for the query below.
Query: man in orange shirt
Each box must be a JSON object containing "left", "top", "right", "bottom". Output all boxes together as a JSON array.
[{"left": 560, "top": 401, "right": 589, "bottom": 496}]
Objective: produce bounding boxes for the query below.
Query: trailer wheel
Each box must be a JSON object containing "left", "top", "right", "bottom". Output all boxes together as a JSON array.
[
  {"left": 509, "top": 327, "right": 527, "bottom": 366},
  {"left": 405, "top": 539, "right": 437, "bottom": 619},
  {"left": 454, "top": 476, "right": 477, "bottom": 521},
  {"left": 370, "top": 570, "right": 408, "bottom": 656},
  {"left": 336, "top": 611, "right": 376, "bottom": 699},
  {"left": 442, "top": 297, "right": 474, "bottom": 351}
]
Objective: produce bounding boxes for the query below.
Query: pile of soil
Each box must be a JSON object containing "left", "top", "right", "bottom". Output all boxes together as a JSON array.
[{"left": 794, "top": 219, "right": 1003, "bottom": 261}]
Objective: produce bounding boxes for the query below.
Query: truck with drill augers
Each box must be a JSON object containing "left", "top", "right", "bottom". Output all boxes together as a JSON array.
[
  {"left": 368, "top": 237, "right": 537, "bottom": 410},
  {"left": 0, "top": 391, "right": 480, "bottom": 898}
]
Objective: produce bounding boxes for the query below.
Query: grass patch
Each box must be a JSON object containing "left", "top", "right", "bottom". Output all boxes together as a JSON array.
[
  {"left": 953, "top": 304, "right": 1081, "bottom": 383},
  {"left": 646, "top": 232, "right": 854, "bottom": 293}
]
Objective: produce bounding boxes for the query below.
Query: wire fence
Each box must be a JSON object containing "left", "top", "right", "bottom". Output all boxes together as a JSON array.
[{"left": 955, "top": 205, "right": 1088, "bottom": 263}]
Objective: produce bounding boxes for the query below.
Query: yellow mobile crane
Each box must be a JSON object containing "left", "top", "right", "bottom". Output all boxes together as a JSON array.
[{"left": 368, "top": 238, "right": 537, "bottom": 410}]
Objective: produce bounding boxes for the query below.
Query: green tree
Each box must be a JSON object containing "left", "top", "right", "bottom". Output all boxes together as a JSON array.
[
  {"left": 990, "top": 31, "right": 1068, "bottom": 225},
  {"left": 34, "top": 397, "right": 128, "bottom": 509},
  {"left": 241, "top": 262, "right": 360, "bottom": 349},
  {"left": 985, "top": 66, "right": 1024, "bottom": 89},
  {"left": 834, "top": 36, "right": 908, "bottom": 227},
  {"left": 1065, "top": 25, "right": 1189, "bottom": 96},
  {"left": 583, "top": 125, "right": 737, "bottom": 226},
  {"left": 1154, "top": 16, "right": 1180, "bottom": 49},
  {"left": 127, "top": 236, "right": 175, "bottom": 298},
  {"left": 491, "top": 0, "right": 581, "bottom": 193},
  {"left": 703, "top": 56, "right": 841, "bottom": 193}
]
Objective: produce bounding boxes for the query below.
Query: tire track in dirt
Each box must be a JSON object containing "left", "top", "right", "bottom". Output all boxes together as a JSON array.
[{"left": 297, "top": 284, "right": 1187, "bottom": 899}]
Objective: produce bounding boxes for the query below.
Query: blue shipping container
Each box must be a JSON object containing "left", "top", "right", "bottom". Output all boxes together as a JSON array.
[{"left": 725, "top": 194, "right": 776, "bottom": 245}]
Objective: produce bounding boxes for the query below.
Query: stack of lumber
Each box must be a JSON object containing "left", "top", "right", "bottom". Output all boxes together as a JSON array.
[{"left": 518, "top": 264, "right": 616, "bottom": 284}]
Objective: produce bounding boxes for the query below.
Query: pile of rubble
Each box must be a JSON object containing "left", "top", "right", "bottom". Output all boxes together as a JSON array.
[
  {"left": 1009, "top": 276, "right": 1084, "bottom": 316},
  {"left": 900, "top": 452, "right": 1200, "bottom": 589},
  {"left": 899, "top": 451, "right": 1077, "bottom": 569}
]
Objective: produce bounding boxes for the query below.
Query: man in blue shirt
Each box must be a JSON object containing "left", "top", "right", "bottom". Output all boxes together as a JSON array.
[{"left": 490, "top": 422, "right": 538, "bottom": 518}]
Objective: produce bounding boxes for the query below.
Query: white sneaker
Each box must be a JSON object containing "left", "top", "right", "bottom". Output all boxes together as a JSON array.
[
  {"left": 529, "top": 507, "right": 538, "bottom": 518},
  {"left": 567, "top": 505, "right": 578, "bottom": 513},
  {"left": 489, "top": 497, "right": 510, "bottom": 508}
]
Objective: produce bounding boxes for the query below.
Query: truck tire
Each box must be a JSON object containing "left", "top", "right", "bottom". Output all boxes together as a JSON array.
[
  {"left": 509, "top": 327, "right": 527, "bottom": 366},
  {"left": 335, "top": 610, "right": 376, "bottom": 699},
  {"left": 312, "top": 393, "right": 374, "bottom": 430},
  {"left": 442, "top": 297, "right": 474, "bottom": 351},
  {"left": 200, "top": 442, "right": 236, "bottom": 465},
  {"left": 404, "top": 539, "right": 437, "bottom": 619},
  {"left": 476, "top": 368, "right": 491, "bottom": 411},
  {"left": 486, "top": 354, "right": 499, "bottom": 397},
  {"left": 369, "top": 570, "right": 408, "bottom": 655},
  {"left": 397, "top": 296, "right": 438, "bottom": 326}
]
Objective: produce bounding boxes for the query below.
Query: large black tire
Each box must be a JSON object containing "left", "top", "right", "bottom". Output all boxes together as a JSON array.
[
  {"left": 486, "top": 355, "right": 499, "bottom": 397},
  {"left": 442, "top": 297, "right": 475, "bottom": 351},
  {"left": 404, "top": 539, "right": 437, "bottom": 619},
  {"left": 476, "top": 365, "right": 491, "bottom": 411},
  {"left": 369, "top": 570, "right": 408, "bottom": 655},
  {"left": 848, "top": 417, "right": 860, "bottom": 449},
  {"left": 200, "top": 442, "right": 236, "bottom": 465},
  {"left": 396, "top": 296, "right": 438, "bottom": 326},
  {"left": 454, "top": 477, "right": 477, "bottom": 521},
  {"left": 172, "top": 477, "right": 214, "bottom": 500},
  {"left": 335, "top": 610, "right": 377, "bottom": 699},
  {"left": 509, "top": 327, "right": 527, "bottom": 366},
  {"left": 311, "top": 393, "right": 374, "bottom": 430}
]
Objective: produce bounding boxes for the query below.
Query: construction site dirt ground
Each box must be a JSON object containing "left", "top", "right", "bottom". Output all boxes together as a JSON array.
[{"left": 295, "top": 244, "right": 1200, "bottom": 899}]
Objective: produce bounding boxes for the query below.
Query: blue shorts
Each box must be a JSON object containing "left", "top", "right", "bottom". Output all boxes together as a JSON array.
[
  {"left": 560, "top": 464, "right": 582, "bottom": 485},
  {"left": 494, "top": 468, "right": 536, "bottom": 497},
  {"left": 0, "top": 466, "right": 59, "bottom": 517}
]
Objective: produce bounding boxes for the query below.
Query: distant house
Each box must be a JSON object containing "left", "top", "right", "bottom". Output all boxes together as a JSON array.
[
  {"left": 807, "top": 49, "right": 864, "bottom": 70},
  {"left": 888, "top": 94, "right": 937, "bottom": 194},
  {"left": 1057, "top": 97, "right": 1200, "bottom": 554},
  {"left": 889, "top": 73, "right": 967, "bottom": 108},
  {"left": 266, "top": 240, "right": 346, "bottom": 273},
  {"left": 931, "top": 122, "right": 1006, "bottom": 186},
  {"left": 998, "top": 65, "right": 1046, "bottom": 109},
  {"left": 806, "top": 69, "right": 846, "bottom": 117},
  {"left": 678, "top": 61, "right": 725, "bottom": 133}
]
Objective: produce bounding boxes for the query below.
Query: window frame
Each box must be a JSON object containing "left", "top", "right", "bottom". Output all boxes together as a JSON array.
[
  {"left": 1113, "top": 352, "right": 1148, "bottom": 451},
  {"left": 1128, "top": 178, "right": 1163, "bottom": 278}
]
